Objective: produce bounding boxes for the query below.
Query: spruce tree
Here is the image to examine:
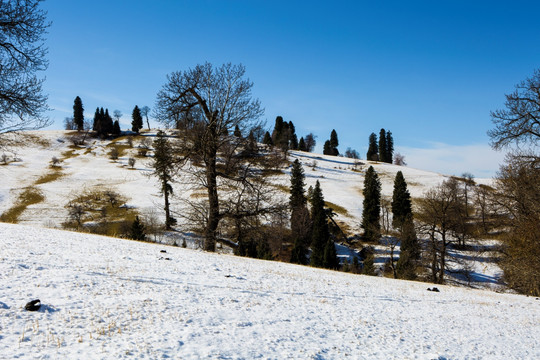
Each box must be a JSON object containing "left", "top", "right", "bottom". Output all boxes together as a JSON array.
[
  {"left": 73, "top": 96, "right": 84, "bottom": 131},
  {"left": 234, "top": 124, "right": 242, "bottom": 137},
  {"left": 323, "top": 140, "right": 332, "bottom": 155},
  {"left": 367, "top": 133, "right": 378, "bottom": 161},
  {"left": 310, "top": 180, "right": 329, "bottom": 267},
  {"left": 263, "top": 131, "right": 273, "bottom": 146},
  {"left": 330, "top": 129, "right": 339, "bottom": 155},
  {"left": 298, "top": 137, "right": 306, "bottom": 151},
  {"left": 92, "top": 107, "right": 100, "bottom": 132},
  {"left": 323, "top": 239, "right": 339, "bottom": 269},
  {"left": 362, "top": 251, "right": 376, "bottom": 275},
  {"left": 112, "top": 120, "right": 121, "bottom": 136},
  {"left": 386, "top": 131, "right": 394, "bottom": 164},
  {"left": 361, "top": 166, "right": 381, "bottom": 242},
  {"left": 396, "top": 216, "right": 419, "bottom": 280},
  {"left": 131, "top": 105, "right": 143, "bottom": 133},
  {"left": 289, "top": 159, "right": 310, "bottom": 264},
  {"left": 391, "top": 171, "right": 412, "bottom": 230},
  {"left": 378, "top": 129, "right": 387, "bottom": 163},
  {"left": 271, "top": 116, "right": 284, "bottom": 144},
  {"left": 151, "top": 130, "right": 176, "bottom": 229},
  {"left": 130, "top": 216, "right": 146, "bottom": 241},
  {"left": 104, "top": 108, "right": 113, "bottom": 134}
]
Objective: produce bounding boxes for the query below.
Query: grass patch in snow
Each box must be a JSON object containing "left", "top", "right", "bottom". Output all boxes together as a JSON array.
[
  {"left": 272, "top": 184, "right": 289, "bottom": 193},
  {"left": 0, "top": 187, "right": 45, "bottom": 223},
  {"left": 35, "top": 169, "right": 64, "bottom": 185}
]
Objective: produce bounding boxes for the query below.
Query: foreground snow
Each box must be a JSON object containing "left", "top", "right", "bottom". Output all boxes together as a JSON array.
[{"left": 0, "top": 223, "right": 538, "bottom": 359}]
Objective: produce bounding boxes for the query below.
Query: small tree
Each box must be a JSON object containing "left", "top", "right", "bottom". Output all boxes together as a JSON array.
[
  {"left": 391, "top": 171, "right": 412, "bottom": 230},
  {"left": 345, "top": 148, "right": 360, "bottom": 159},
  {"left": 298, "top": 137, "right": 306, "bottom": 151},
  {"left": 304, "top": 133, "right": 316, "bottom": 152},
  {"left": 289, "top": 159, "right": 311, "bottom": 264},
  {"left": 112, "top": 120, "right": 121, "bottom": 136},
  {"left": 131, "top": 105, "right": 143, "bottom": 133},
  {"left": 394, "top": 153, "right": 406, "bottom": 166},
  {"left": 73, "top": 96, "right": 84, "bottom": 131},
  {"left": 140, "top": 105, "right": 151, "bottom": 130},
  {"left": 263, "top": 131, "right": 273, "bottom": 146},
  {"left": 128, "top": 157, "right": 136, "bottom": 168},
  {"left": 366, "top": 133, "right": 378, "bottom": 161},
  {"left": 131, "top": 216, "right": 146, "bottom": 241},
  {"left": 329, "top": 129, "right": 339, "bottom": 155},
  {"left": 361, "top": 166, "right": 381, "bottom": 242},
  {"left": 150, "top": 130, "right": 176, "bottom": 229}
]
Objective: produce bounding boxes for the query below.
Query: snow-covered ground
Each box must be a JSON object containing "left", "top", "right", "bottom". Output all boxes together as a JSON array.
[{"left": 0, "top": 223, "right": 538, "bottom": 359}]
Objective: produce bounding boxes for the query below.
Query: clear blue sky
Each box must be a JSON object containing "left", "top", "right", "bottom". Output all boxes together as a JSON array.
[{"left": 41, "top": 1, "right": 540, "bottom": 177}]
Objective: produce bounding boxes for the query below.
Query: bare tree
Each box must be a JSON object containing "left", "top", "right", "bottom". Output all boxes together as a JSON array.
[
  {"left": 113, "top": 110, "right": 122, "bottom": 122},
  {"left": 154, "top": 63, "right": 264, "bottom": 251},
  {"left": 304, "top": 133, "right": 316, "bottom": 152},
  {"left": 0, "top": 0, "right": 50, "bottom": 135},
  {"left": 489, "top": 68, "right": 540, "bottom": 149},
  {"left": 140, "top": 105, "right": 151, "bottom": 130},
  {"left": 394, "top": 153, "right": 407, "bottom": 166}
]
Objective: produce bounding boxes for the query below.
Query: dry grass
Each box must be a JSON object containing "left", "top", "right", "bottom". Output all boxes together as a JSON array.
[
  {"left": 35, "top": 169, "right": 64, "bottom": 185},
  {"left": 107, "top": 144, "right": 131, "bottom": 158},
  {"left": 0, "top": 187, "right": 45, "bottom": 223}
]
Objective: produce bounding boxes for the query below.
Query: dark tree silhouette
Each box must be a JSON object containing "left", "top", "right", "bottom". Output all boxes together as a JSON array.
[{"left": 73, "top": 96, "right": 84, "bottom": 131}]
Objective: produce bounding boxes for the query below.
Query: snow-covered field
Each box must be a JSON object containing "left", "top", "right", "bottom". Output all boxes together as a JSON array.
[{"left": 1, "top": 223, "right": 538, "bottom": 359}]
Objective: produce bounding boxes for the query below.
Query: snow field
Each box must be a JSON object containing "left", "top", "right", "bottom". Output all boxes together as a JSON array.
[{"left": 0, "top": 223, "right": 538, "bottom": 359}]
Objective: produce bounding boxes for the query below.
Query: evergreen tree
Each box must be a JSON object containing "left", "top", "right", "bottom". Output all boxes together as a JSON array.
[
  {"left": 323, "top": 140, "right": 332, "bottom": 155},
  {"left": 289, "top": 159, "right": 310, "bottom": 264},
  {"left": 234, "top": 124, "right": 242, "bottom": 137},
  {"left": 112, "top": 120, "right": 121, "bottom": 136},
  {"left": 310, "top": 181, "right": 329, "bottom": 267},
  {"left": 271, "top": 116, "right": 284, "bottom": 144},
  {"left": 92, "top": 107, "right": 100, "bottom": 132},
  {"left": 396, "top": 216, "right": 419, "bottom": 280},
  {"left": 130, "top": 216, "right": 146, "bottom": 241},
  {"left": 304, "top": 133, "right": 316, "bottom": 152},
  {"left": 290, "top": 133, "right": 298, "bottom": 150},
  {"left": 391, "top": 171, "right": 412, "bottom": 230},
  {"left": 73, "top": 96, "right": 84, "bottom": 131},
  {"left": 263, "top": 131, "right": 273, "bottom": 146},
  {"left": 151, "top": 130, "right": 176, "bottom": 229},
  {"left": 361, "top": 166, "right": 381, "bottom": 242},
  {"left": 131, "top": 105, "right": 143, "bottom": 133},
  {"left": 379, "top": 129, "right": 387, "bottom": 163},
  {"left": 298, "top": 137, "right": 306, "bottom": 151},
  {"left": 104, "top": 108, "right": 113, "bottom": 134},
  {"left": 323, "top": 239, "right": 339, "bottom": 269},
  {"left": 367, "top": 133, "right": 379, "bottom": 161},
  {"left": 246, "top": 131, "right": 257, "bottom": 154},
  {"left": 330, "top": 129, "right": 339, "bottom": 155},
  {"left": 362, "top": 251, "right": 376, "bottom": 275},
  {"left": 386, "top": 131, "right": 394, "bottom": 164}
]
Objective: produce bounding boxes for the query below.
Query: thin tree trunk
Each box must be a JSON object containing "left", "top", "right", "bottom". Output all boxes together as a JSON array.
[
  {"left": 204, "top": 150, "right": 219, "bottom": 251},
  {"left": 164, "top": 183, "right": 171, "bottom": 230}
]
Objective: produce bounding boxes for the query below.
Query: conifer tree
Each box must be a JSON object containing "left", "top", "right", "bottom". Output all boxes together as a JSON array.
[
  {"left": 234, "top": 124, "right": 242, "bottom": 137},
  {"left": 323, "top": 239, "right": 339, "bottom": 269},
  {"left": 391, "top": 171, "right": 412, "bottom": 230},
  {"left": 112, "top": 120, "right": 121, "bottom": 136},
  {"left": 73, "top": 96, "right": 84, "bottom": 131},
  {"left": 272, "top": 116, "right": 284, "bottom": 144},
  {"left": 367, "top": 133, "right": 378, "bottom": 161},
  {"left": 396, "top": 216, "right": 419, "bottom": 280},
  {"left": 92, "top": 107, "right": 100, "bottom": 132},
  {"left": 290, "top": 159, "right": 310, "bottom": 264},
  {"left": 330, "top": 129, "right": 339, "bottom": 155},
  {"left": 298, "top": 137, "right": 306, "bottom": 151},
  {"left": 131, "top": 105, "right": 143, "bottom": 133},
  {"left": 310, "top": 181, "right": 329, "bottom": 267},
  {"left": 323, "top": 140, "right": 332, "bottom": 155},
  {"left": 263, "top": 131, "right": 273, "bottom": 146},
  {"left": 362, "top": 251, "right": 376, "bottom": 275},
  {"left": 361, "top": 166, "right": 381, "bottom": 242},
  {"left": 130, "top": 216, "right": 146, "bottom": 241},
  {"left": 379, "top": 129, "right": 387, "bottom": 163},
  {"left": 386, "top": 131, "right": 394, "bottom": 164},
  {"left": 104, "top": 108, "right": 113, "bottom": 134},
  {"left": 151, "top": 130, "right": 176, "bottom": 229}
]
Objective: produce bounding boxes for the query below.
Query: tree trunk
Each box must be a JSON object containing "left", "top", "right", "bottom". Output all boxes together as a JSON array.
[
  {"left": 164, "top": 182, "right": 171, "bottom": 230},
  {"left": 204, "top": 149, "right": 219, "bottom": 252},
  {"left": 438, "top": 234, "right": 447, "bottom": 284}
]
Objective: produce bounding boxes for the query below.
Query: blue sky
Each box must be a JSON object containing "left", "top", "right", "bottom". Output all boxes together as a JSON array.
[{"left": 41, "top": 1, "right": 540, "bottom": 177}]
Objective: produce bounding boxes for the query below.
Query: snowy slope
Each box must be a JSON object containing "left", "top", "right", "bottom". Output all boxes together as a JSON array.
[{"left": 0, "top": 223, "right": 538, "bottom": 359}]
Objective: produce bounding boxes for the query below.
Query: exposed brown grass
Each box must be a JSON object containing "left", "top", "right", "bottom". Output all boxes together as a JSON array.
[
  {"left": 0, "top": 187, "right": 45, "bottom": 223},
  {"left": 325, "top": 201, "right": 350, "bottom": 216},
  {"left": 35, "top": 169, "right": 64, "bottom": 185}
]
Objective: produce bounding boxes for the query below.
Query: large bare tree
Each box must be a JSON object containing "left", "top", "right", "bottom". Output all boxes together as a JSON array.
[
  {"left": 0, "top": 0, "right": 50, "bottom": 135},
  {"left": 488, "top": 68, "right": 540, "bottom": 149},
  {"left": 154, "top": 63, "right": 264, "bottom": 251}
]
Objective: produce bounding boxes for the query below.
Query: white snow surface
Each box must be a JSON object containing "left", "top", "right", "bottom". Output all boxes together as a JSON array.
[{"left": 1, "top": 223, "right": 539, "bottom": 359}]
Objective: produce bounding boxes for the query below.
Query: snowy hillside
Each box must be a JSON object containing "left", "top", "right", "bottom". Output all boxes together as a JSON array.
[{"left": 0, "top": 223, "right": 538, "bottom": 359}]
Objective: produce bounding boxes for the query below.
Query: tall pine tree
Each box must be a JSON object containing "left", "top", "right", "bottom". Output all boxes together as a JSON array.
[
  {"left": 367, "top": 133, "right": 378, "bottom": 161},
  {"left": 310, "top": 180, "right": 329, "bottom": 267},
  {"left": 73, "top": 96, "right": 84, "bottom": 131},
  {"left": 391, "top": 171, "right": 412, "bottom": 230},
  {"left": 361, "top": 166, "right": 381, "bottom": 242},
  {"left": 132, "top": 105, "right": 143, "bottom": 133},
  {"left": 263, "top": 131, "right": 273, "bottom": 146},
  {"left": 378, "top": 129, "right": 387, "bottom": 163},
  {"left": 386, "top": 131, "right": 394, "bottom": 164},
  {"left": 290, "top": 159, "right": 310, "bottom": 264},
  {"left": 298, "top": 137, "right": 306, "bottom": 151},
  {"left": 330, "top": 129, "right": 339, "bottom": 155}
]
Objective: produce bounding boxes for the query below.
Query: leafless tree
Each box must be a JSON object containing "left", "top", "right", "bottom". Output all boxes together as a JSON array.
[
  {"left": 304, "top": 133, "right": 316, "bottom": 152},
  {"left": 113, "top": 110, "right": 122, "bottom": 122},
  {"left": 0, "top": 0, "right": 50, "bottom": 135},
  {"left": 140, "top": 106, "right": 151, "bottom": 130},
  {"left": 394, "top": 153, "right": 406, "bottom": 166},
  {"left": 154, "top": 63, "right": 264, "bottom": 251}
]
